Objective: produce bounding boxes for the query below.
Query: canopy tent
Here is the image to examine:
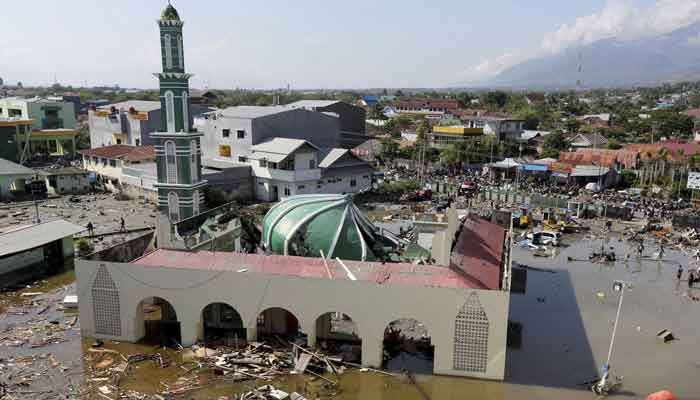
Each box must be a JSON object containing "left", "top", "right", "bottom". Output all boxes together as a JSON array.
[{"left": 490, "top": 158, "right": 521, "bottom": 169}]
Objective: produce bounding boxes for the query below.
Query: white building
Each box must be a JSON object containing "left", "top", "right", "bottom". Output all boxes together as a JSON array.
[{"left": 247, "top": 138, "right": 373, "bottom": 202}]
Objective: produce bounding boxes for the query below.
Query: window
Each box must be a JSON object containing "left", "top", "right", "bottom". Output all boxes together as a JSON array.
[
  {"left": 164, "top": 33, "right": 173, "bottom": 69},
  {"left": 269, "top": 162, "right": 277, "bottom": 169},
  {"left": 116, "top": 138, "right": 122, "bottom": 145},
  {"left": 350, "top": 178, "right": 357, "bottom": 187},
  {"left": 165, "top": 91, "right": 175, "bottom": 132},
  {"left": 284, "top": 187, "right": 291, "bottom": 196},
  {"left": 101, "top": 158, "right": 107, "bottom": 166},
  {"left": 182, "top": 91, "right": 189, "bottom": 130},
  {"left": 237, "top": 130, "right": 245, "bottom": 139},
  {"left": 238, "top": 156, "right": 247, "bottom": 163},
  {"left": 309, "top": 159, "right": 315, "bottom": 169},
  {"left": 222, "top": 129, "right": 230, "bottom": 138},
  {"left": 192, "top": 190, "right": 200, "bottom": 215},
  {"left": 165, "top": 140, "right": 177, "bottom": 184},
  {"left": 259, "top": 159, "right": 268, "bottom": 168},
  {"left": 453, "top": 293, "right": 489, "bottom": 373},
  {"left": 109, "top": 160, "right": 117, "bottom": 167},
  {"left": 135, "top": 138, "right": 140, "bottom": 146},
  {"left": 177, "top": 35, "right": 184, "bottom": 69},
  {"left": 297, "top": 185, "right": 305, "bottom": 190},
  {"left": 219, "top": 145, "right": 231, "bottom": 157},
  {"left": 190, "top": 140, "right": 198, "bottom": 183},
  {"left": 92, "top": 156, "right": 98, "bottom": 164},
  {"left": 167, "top": 191, "right": 180, "bottom": 221}
]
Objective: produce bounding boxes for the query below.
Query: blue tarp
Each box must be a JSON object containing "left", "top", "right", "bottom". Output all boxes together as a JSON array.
[{"left": 520, "top": 164, "right": 548, "bottom": 172}]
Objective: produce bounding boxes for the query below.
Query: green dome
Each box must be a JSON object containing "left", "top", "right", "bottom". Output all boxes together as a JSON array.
[
  {"left": 161, "top": 3, "right": 181, "bottom": 21},
  {"left": 262, "top": 194, "right": 387, "bottom": 261}
]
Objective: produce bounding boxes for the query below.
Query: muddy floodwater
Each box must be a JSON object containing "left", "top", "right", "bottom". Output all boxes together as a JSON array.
[{"left": 1, "top": 222, "right": 699, "bottom": 399}]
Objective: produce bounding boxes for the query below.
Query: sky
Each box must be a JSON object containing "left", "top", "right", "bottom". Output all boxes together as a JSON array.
[{"left": 2, "top": 0, "right": 697, "bottom": 90}]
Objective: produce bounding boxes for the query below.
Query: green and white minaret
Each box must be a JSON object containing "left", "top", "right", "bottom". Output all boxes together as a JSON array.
[{"left": 152, "top": 2, "right": 207, "bottom": 247}]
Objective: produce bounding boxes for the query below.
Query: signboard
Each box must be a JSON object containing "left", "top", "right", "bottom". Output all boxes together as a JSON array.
[{"left": 688, "top": 172, "right": 700, "bottom": 190}]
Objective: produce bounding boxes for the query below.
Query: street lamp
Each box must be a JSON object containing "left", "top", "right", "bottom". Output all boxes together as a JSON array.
[
  {"left": 593, "top": 279, "right": 627, "bottom": 396},
  {"left": 25, "top": 177, "right": 40, "bottom": 224}
]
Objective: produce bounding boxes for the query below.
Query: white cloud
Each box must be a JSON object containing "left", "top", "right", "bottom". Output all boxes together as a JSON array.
[
  {"left": 462, "top": 0, "right": 700, "bottom": 82},
  {"left": 460, "top": 52, "right": 525, "bottom": 84}
]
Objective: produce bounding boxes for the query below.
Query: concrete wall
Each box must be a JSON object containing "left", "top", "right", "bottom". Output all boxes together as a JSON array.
[
  {"left": 46, "top": 174, "right": 90, "bottom": 195},
  {"left": 76, "top": 259, "right": 509, "bottom": 380},
  {"left": 0, "top": 248, "right": 43, "bottom": 274}
]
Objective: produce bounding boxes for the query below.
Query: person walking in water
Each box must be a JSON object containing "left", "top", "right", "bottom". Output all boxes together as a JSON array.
[
  {"left": 119, "top": 217, "right": 126, "bottom": 233},
  {"left": 677, "top": 265, "right": 683, "bottom": 281},
  {"left": 86, "top": 221, "right": 94, "bottom": 237}
]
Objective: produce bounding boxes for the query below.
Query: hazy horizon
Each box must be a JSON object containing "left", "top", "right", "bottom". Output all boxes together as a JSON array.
[{"left": 3, "top": 0, "right": 699, "bottom": 90}]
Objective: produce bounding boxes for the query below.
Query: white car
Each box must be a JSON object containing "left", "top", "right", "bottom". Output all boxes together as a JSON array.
[{"left": 528, "top": 231, "right": 562, "bottom": 246}]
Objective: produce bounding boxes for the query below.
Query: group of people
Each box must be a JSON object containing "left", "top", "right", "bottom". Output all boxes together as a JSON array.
[{"left": 85, "top": 217, "right": 127, "bottom": 237}]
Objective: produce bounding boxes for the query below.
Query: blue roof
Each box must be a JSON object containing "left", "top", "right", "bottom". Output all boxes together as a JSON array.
[{"left": 362, "top": 95, "right": 378, "bottom": 105}]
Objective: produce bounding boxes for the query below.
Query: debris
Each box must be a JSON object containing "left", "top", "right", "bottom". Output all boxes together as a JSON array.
[
  {"left": 646, "top": 390, "right": 677, "bottom": 400},
  {"left": 656, "top": 329, "right": 675, "bottom": 343},
  {"left": 62, "top": 295, "right": 79, "bottom": 308}
]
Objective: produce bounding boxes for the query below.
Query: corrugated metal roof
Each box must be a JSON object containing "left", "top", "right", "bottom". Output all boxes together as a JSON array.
[
  {"left": 219, "top": 106, "right": 290, "bottom": 119},
  {"left": 286, "top": 100, "right": 340, "bottom": 109},
  {"left": 131, "top": 249, "right": 481, "bottom": 290},
  {"left": 250, "top": 138, "right": 319, "bottom": 156},
  {"left": 571, "top": 165, "right": 610, "bottom": 177},
  {"left": 318, "top": 148, "right": 348, "bottom": 168},
  {"left": 0, "top": 220, "right": 84, "bottom": 257},
  {"left": 0, "top": 158, "right": 34, "bottom": 176},
  {"left": 450, "top": 215, "right": 505, "bottom": 290}
]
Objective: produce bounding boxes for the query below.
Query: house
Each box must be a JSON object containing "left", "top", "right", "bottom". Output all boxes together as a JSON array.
[
  {"left": 39, "top": 167, "right": 91, "bottom": 195},
  {"left": 79, "top": 145, "right": 156, "bottom": 192},
  {"left": 460, "top": 114, "right": 525, "bottom": 142},
  {"left": 567, "top": 132, "right": 609, "bottom": 149},
  {"left": 395, "top": 98, "right": 463, "bottom": 119},
  {"left": 285, "top": 100, "right": 368, "bottom": 146},
  {"left": 200, "top": 106, "right": 340, "bottom": 163},
  {"left": 0, "top": 158, "right": 35, "bottom": 201},
  {"left": 558, "top": 149, "right": 639, "bottom": 170},
  {"left": 189, "top": 89, "right": 219, "bottom": 105},
  {"left": 357, "top": 95, "right": 379, "bottom": 108},
  {"left": 0, "top": 97, "right": 79, "bottom": 161},
  {"left": 0, "top": 220, "right": 83, "bottom": 280},
  {"left": 430, "top": 125, "right": 484, "bottom": 148},
  {"left": 88, "top": 100, "right": 212, "bottom": 148},
  {"left": 576, "top": 113, "right": 611, "bottom": 126},
  {"left": 248, "top": 138, "right": 373, "bottom": 201}
]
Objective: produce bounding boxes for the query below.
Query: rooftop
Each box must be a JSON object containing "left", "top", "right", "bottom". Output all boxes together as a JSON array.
[
  {"left": 250, "top": 138, "right": 319, "bottom": 157},
  {"left": 99, "top": 100, "right": 161, "bottom": 113},
  {"left": 286, "top": 100, "right": 340, "bottom": 109},
  {"left": 37, "top": 166, "right": 88, "bottom": 176},
  {"left": 0, "top": 158, "right": 34, "bottom": 176},
  {"left": 219, "top": 106, "right": 290, "bottom": 119},
  {"left": 131, "top": 249, "right": 481, "bottom": 290},
  {"left": 79, "top": 145, "right": 155, "bottom": 162},
  {"left": 0, "top": 220, "right": 83, "bottom": 257},
  {"left": 450, "top": 216, "right": 505, "bottom": 290}
]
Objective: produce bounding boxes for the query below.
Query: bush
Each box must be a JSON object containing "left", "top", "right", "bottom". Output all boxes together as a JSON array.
[{"left": 76, "top": 239, "right": 92, "bottom": 254}]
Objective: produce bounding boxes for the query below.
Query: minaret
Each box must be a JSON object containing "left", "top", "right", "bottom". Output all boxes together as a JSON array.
[{"left": 151, "top": 2, "right": 207, "bottom": 248}]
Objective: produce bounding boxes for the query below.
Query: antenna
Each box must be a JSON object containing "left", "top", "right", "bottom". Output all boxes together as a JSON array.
[{"left": 576, "top": 48, "right": 583, "bottom": 90}]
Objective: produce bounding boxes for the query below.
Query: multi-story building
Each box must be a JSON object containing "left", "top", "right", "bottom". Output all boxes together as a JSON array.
[
  {"left": 394, "top": 98, "right": 463, "bottom": 119},
  {"left": 430, "top": 126, "right": 484, "bottom": 148},
  {"left": 0, "top": 97, "right": 79, "bottom": 161},
  {"left": 285, "top": 99, "right": 369, "bottom": 148},
  {"left": 247, "top": 138, "right": 373, "bottom": 201},
  {"left": 200, "top": 106, "right": 340, "bottom": 162},
  {"left": 461, "top": 115, "right": 525, "bottom": 142},
  {"left": 88, "top": 100, "right": 211, "bottom": 148}
]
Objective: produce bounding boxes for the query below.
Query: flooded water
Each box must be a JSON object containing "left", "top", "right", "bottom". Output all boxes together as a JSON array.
[{"left": 2, "top": 221, "right": 700, "bottom": 399}]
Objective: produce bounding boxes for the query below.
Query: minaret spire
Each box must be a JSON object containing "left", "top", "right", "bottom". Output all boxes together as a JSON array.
[{"left": 151, "top": 2, "right": 207, "bottom": 249}]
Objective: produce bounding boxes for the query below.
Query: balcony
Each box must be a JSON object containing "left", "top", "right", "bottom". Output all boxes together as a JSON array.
[{"left": 252, "top": 165, "right": 321, "bottom": 182}]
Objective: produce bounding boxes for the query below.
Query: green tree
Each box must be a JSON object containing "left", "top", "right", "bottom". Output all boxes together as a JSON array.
[{"left": 541, "top": 131, "right": 567, "bottom": 158}]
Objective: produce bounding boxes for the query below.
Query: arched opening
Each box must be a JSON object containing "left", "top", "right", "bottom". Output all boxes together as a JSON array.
[
  {"left": 383, "top": 318, "right": 434, "bottom": 374},
  {"left": 136, "top": 297, "right": 181, "bottom": 347},
  {"left": 165, "top": 91, "right": 175, "bottom": 132},
  {"left": 315, "top": 312, "right": 362, "bottom": 363},
  {"left": 257, "top": 307, "right": 303, "bottom": 342},
  {"left": 192, "top": 190, "right": 200, "bottom": 216},
  {"left": 182, "top": 91, "right": 189, "bottom": 130},
  {"left": 167, "top": 191, "right": 180, "bottom": 222},
  {"left": 165, "top": 140, "right": 177, "bottom": 183},
  {"left": 200, "top": 302, "right": 245, "bottom": 347},
  {"left": 189, "top": 140, "right": 198, "bottom": 183}
]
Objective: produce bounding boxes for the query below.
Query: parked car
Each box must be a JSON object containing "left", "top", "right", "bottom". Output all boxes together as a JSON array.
[{"left": 527, "top": 231, "right": 561, "bottom": 246}]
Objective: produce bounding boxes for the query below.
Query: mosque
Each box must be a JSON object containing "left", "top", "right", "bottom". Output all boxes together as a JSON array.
[{"left": 76, "top": 3, "right": 514, "bottom": 380}]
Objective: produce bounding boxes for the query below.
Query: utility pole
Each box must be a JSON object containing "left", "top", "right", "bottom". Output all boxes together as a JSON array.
[{"left": 593, "top": 280, "right": 628, "bottom": 395}]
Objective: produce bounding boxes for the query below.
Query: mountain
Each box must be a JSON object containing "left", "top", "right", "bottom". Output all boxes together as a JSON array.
[{"left": 480, "top": 22, "right": 700, "bottom": 89}]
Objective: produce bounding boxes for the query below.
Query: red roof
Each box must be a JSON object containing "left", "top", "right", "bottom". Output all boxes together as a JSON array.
[
  {"left": 396, "top": 98, "right": 463, "bottom": 110},
  {"left": 450, "top": 216, "right": 505, "bottom": 290},
  {"left": 682, "top": 108, "right": 700, "bottom": 119},
  {"left": 559, "top": 149, "right": 639, "bottom": 169},
  {"left": 79, "top": 145, "right": 155, "bottom": 162},
  {"left": 625, "top": 141, "right": 700, "bottom": 161},
  {"left": 131, "top": 250, "right": 485, "bottom": 290}
]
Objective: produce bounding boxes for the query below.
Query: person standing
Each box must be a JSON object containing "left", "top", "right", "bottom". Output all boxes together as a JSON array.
[
  {"left": 119, "top": 217, "right": 126, "bottom": 233},
  {"left": 86, "top": 221, "right": 94, "bottom": 237},
  {"left": 677, "top": 265, "right": 683, "bottom": 281}
]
